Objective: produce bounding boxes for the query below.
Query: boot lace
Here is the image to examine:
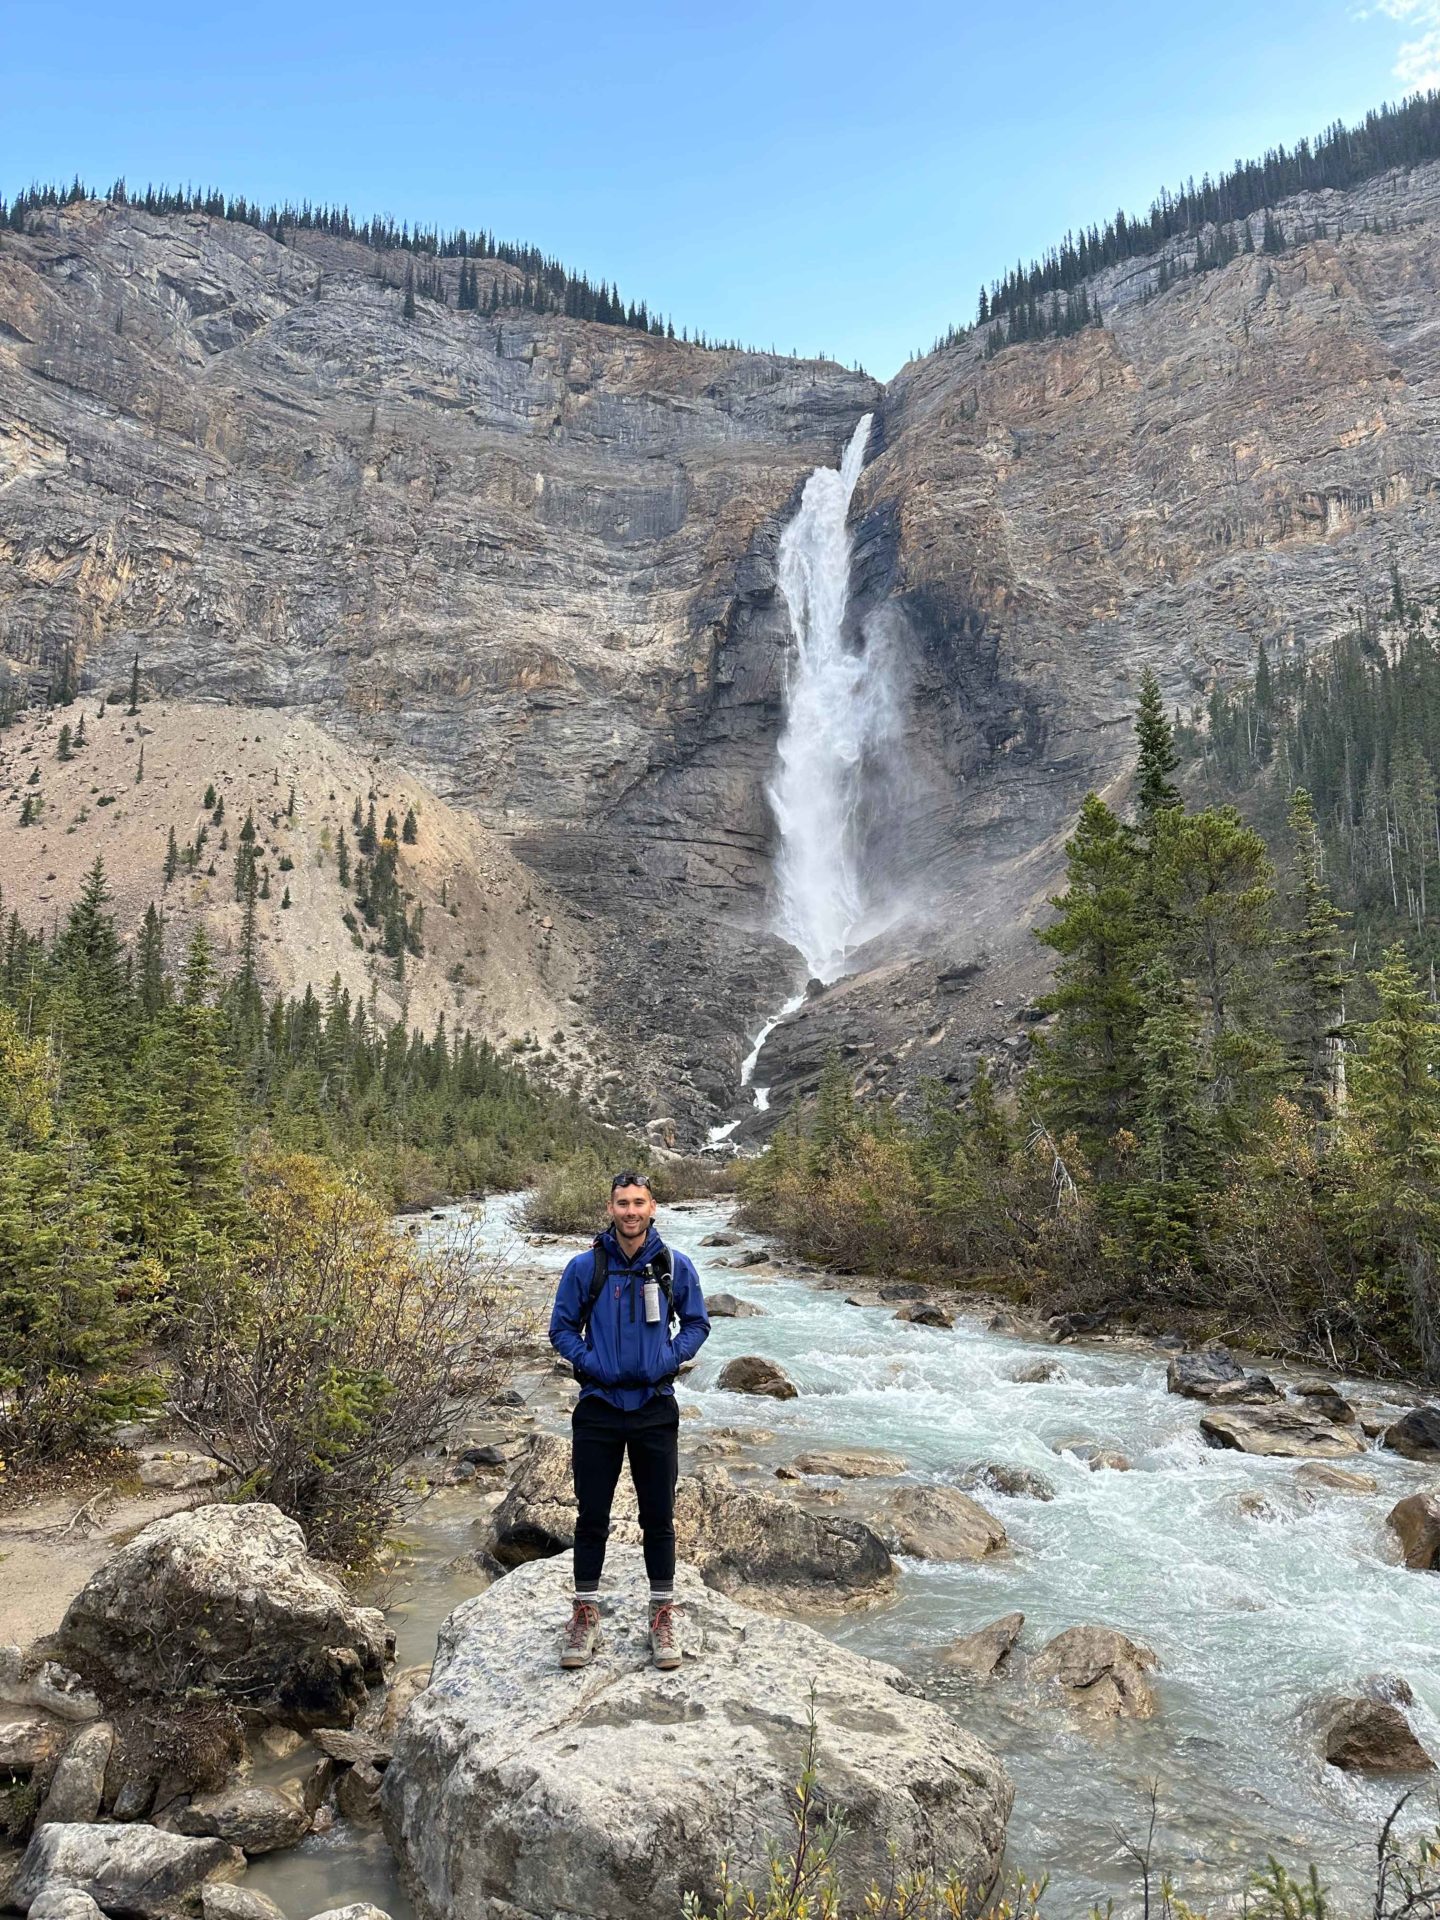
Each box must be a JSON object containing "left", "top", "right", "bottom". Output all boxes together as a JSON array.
[
  {"left": 650, "top": 1601, "right": 677, "bottom": 1650},
  {"left": 565, "top": 1601, "right": 599, "bottom": 1649}
]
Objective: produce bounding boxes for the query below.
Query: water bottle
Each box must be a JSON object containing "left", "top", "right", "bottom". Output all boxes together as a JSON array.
[{"left": 642, "top": 1268, "right": 662, "bottom": 1325}]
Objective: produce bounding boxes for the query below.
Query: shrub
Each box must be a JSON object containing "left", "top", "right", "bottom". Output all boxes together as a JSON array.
[
  {"left": 521, "top": 1148, "right": 613, "bottom": 1234},
  {"left": 173, "top": 1150, "right": 521, "bottom": 1563}
]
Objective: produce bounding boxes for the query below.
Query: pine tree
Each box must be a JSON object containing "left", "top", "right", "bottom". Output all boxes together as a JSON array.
[
  {"left": 74, "top": 714, "right": 87, "bottom": 749},
  {"left": 1034, "top": 794, "right": 1146, "bottom": 1165},
  {"left": 137, "top": 902, "right": 167, "bottom": 1017},
  {"left": 1135, "top": 669, "right": 1181, "bottom": 823},
  {"left": 127, "top": 652, "right": 140, "bottom": 715},
  {"left": 57, "top": 724, "right": 73, "bottom": 761},
  {"left": 164, "top": 826, "right": 179, "bottom": 887},
  {"left": 336, "top": 826, "right": 351, "bottom": 887},
  {"left": 401, "top": 807, "right": 418, "bottom": 844},
  {"left": 403, "top": 262, "right": 417, "bottom": 321},
  {"left": 204, "top": 783, "right": 217, "bottom": 809},
  {"left": 1283, "top": 788, "right": 1347, "bottom": 1117}
]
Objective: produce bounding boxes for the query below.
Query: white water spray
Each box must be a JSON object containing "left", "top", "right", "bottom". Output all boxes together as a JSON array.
[{"left": 768, "top": 412, "right": 881, "bottom": 984}]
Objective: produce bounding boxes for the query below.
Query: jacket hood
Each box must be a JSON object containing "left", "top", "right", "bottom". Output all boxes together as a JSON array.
[{"left": 600, "top": 1223, "right": 665, "bottom": 1264}]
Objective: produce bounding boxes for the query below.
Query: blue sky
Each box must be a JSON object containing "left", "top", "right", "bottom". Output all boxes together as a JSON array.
[{"left": 2, "top": 0, "right": 1430, "bottom": 377}]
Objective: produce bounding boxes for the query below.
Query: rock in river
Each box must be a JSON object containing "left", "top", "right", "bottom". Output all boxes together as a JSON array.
[
  {"left": 870, "top": 1485, "right": 1007, "bottom": 1561},
  {"left": 1031, "top": 1626, "right": 1160, "bottom": 1721},
  {"left": 1317, "top": 1696, "right": 1435, "bottom": 1773},
  {"left": 1387, "top": 1492, "right": 1440, "bottom": 1570},
  {"left": 1199, "top": 1405, "right": 1365, "bottom": 1459},
  {"left": 715, "top": 1355, "right": 797, "bottom": 1398},
  {"left": 1384, "top": 1406, "right": 1440, "bottom": 1462},
  {"left": 1166, "top": 1348, "right": 1246, "bottom": 1399},
  {"left": 54, "top": 1504, "right": 390, "bottom": 1728},
  {"left": 382, "top": 1551, "right": 1012, "bottom": 1920},
  {"left": 706, "top": 1293, "right": 766, "bottom": 1319},
  {"left": 488, "top": 1437, "right": 894, "bottom": 1611},
  {"left": 941, "top": 1613, "right": 1025, "bottom": 1679},
  {"left": 10, "top": 1824, "right": 243, "bottom": 1918},
  {"left": 790, "top": 1449, "right": 907, "bottom": 1479}
]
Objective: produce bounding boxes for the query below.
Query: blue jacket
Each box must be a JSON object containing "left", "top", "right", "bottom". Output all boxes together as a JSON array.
[{"left": 548, "top": 1226, "right": 710, "bottom": 1412}]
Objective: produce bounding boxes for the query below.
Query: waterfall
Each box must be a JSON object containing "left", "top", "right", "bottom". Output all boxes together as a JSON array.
[{"left": 768, "top": 412, "right": 881, "bottom": 984}]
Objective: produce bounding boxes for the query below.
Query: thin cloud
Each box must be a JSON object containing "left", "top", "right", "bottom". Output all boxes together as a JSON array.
[{"left": 1356, "top": 0, "right": 1440, "bottom": 87}]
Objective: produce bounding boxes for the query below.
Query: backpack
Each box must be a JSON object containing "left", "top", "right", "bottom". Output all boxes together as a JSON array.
[{"left": 579, "top": 1236, "right": 677, "bottom": 1335}]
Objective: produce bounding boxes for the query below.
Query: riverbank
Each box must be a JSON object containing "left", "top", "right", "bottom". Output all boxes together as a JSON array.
[{"left": 7, "top": 1190, "right": 1438, "bottom": 1919}]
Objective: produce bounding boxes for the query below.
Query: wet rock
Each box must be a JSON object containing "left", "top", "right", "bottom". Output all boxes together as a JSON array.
[
  {"left": 877, "top": 1282, "right": 927, "bottom": 1302},
  {"left": 1011, "top": 1360, "right": 1066, "bottom": 1384},
  {"left": 960, "top": 1463, "right": 1056, "bottom": 1501},
  {"left": 894, "top": 1302, "right": 955, "bottom": 1329},
  {"left": 1166, "top": 1348, "right": 1246, "bottom": 1399},
  {"left": 335, "top": 1759, "right": 385, "bottom": 1826},
  {"left": 871, "top": 1485, "right": 1006, "bottom": 1561},
  {"left": 689, "top": 1436, "right": 743, "bottom": 1462},
  {"left": 1235, "top": 1491, "right": 1281, "bottom": 1521},
  {"left": 1200, "top": 1405, "right": 1366, "bottom": 1458},
  {"left": 0, "top": 1652, "right": 101, "bottom": 1726},
  {"left": 177, "top": 1782, "right": 311, "bottom": 1854},
  {"left": 36, "top": 1721, "right": 114, "bottom": 1827},
  {"left": 1207, "top": 1373, "right": 1284, "bottom": 1405},
  {"left": 700, "top": 1233, "right": 739, "bottom": 1247},
  {"left": 382, "top": 1552, "right": 1011, "bottom": 1920},
  {"left": 459, "top": 1438, "right": 526, "bottom": 1468},
  {"left": 1294, "top": 1461, "right": 1378, "bottom": 1495},
  {"left": 11, "top": 1823, "right": 244, "bottom": 1917},
  {"left": 489, "top": 1438, "right": 894, "bottom": 1612},
  {"left": 706, "top": 1293, "right": 766, "bottom": 1319},
  {"left": 1047, "top": 1311, "right": 1109, "bottom": 1343},
  {"left": 1031, "top": 1626, "right": 1160, "bottom": 1721},
  {"left": 790, "top": 1449, "right": 907, "bottom": 1479},
  {"left": 55, "top": 1503, "right": 390, "bottom": 1729},
  {"left": 941, "top": 1613, "right": 1025, "bottom": 1679},
  {"left": 1387, "top": 1492, "right": 1440, "bottom": 1570},
  {"left": 1291, "top": 1381, "right": 1357, "bottom": 1425},
  {"left": 733, "top": 1250, "right": 768, "bottom": 1268},
  {"left": 201, "top": 1886, "right": 290, "bottom": 1920},
  {"left": 1050, "top": 1439, "right": 1132, "bottom": 1471},
  {"left": 715, "top": 1356, "right": 798, "bottom": 1399},
  {"left": 305, "top": 1905, "right": 395, "bottom": 1920},
  {"left": 1317, "top": 1697, "right": 1434, "bottom": 1773},
  {"left": 1384, "top": 1406, "right": 1440, "bottom": 1461},
  {"left": 255, "top": 1726, "right": 306, "bottom": 1763}
]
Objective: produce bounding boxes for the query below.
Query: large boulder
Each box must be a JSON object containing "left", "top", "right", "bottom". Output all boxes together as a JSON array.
[
  {"left": 10, "top": 1822, "right": 244, "bottom": 1917},
  {"left": 382, "top": 1552, "right": 1011, "bottom": 1920},
  {"left": 941, "top": 1614, "right": 1024, "bottom": 1680},
  {"left": 1317, "top": 1697, "right": 1435, "bottom": 1773},
  {"left": 1387, "top": 1492, "right": 1440, "bottom": 1570},
  {"left": 175, "top": 1782, "right": 311, "bottom": 1854},
  {"left": 1199, "top": 1406, "right": 1366, "bottom": 1458},
  {"left": 491, "top": 1436, "right": 898, "bottom": 1612},
  {"left": 870, "top": 1485, "right": 1006, "bottom": 1562},
  {"left": 1165, "top": 1348, "right": 1245, "bottom": 1398},
  {"left": 490, "top": 1438, "right": 894, "bottom": 1612},
  {"left": 706, "top": 1293, "right": 765, "bottom": 1319},
  {"left": 54, "top": 1504, "right": 390, "bottom": 1729},
  {"left": 1031, "top": 1627, "right": 1159, "bottom": 1720},
  {"left": 1384, "top": 1407, "right": 1440, "bottom": 1462},
  {"left": 715, "top": 1356, "right": 798, "bottom": 1399}
]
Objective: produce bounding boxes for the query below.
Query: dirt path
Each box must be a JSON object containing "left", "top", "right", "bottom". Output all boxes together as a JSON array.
[{"left": 0, "top": 1483, "right": 199, "bottom": 1648}]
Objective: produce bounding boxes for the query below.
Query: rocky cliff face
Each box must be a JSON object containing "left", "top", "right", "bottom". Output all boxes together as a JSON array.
[{"left": 5, "top": 169, "right": 1440, "bottom": 1139}]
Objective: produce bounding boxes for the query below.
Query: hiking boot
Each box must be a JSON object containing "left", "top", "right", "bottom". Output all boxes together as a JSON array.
[
  {"left": 560, "top": 1600, "right": 600, "bottom": 1669},
  {"left": 650, "top": 1601, "right": 681, "bottom": 1672}
]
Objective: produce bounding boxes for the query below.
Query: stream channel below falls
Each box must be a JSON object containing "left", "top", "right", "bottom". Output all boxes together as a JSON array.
[{"left": 251, "top": 1193, "right": 1440, "bottom": 1920}]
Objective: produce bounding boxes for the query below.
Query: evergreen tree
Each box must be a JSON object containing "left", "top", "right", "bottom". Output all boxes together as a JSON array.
[
  {"left": 1283, "top": 788, "right": 1347, "bottom": 1117},
  {"left": 164, "top": 826, "right": 179, "bottom": 888},
  {"left": 401, "top": 807, "right": 418, "bottom": 844},
  {"left": 128, "top": 652, "right": 140, "bottom": 715},
  {"left": 1034, "top": 794, "right": 1146, "bottom": 1164},
  {"left": 1135, "top": 668, "right": 1181, "bottom": 823},
  {"left": 336, "top": 826, "right": 351, "bottom": 887},
  {"left": 57, "top": 723, "right": 73, "bottom": 761},
  {"left": 403, "top": 262, "right": 417, "bottom": 321}
]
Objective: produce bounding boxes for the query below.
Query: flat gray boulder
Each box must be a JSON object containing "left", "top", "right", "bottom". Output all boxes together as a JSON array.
[
  {"left": 705, "top": 1293, "right": 765, "bottom": 1318},
  {"left": 55, "top": 1504, "right": 390, "bottom": 1729},
  {"left": 870, "top": 1485, "right": 1006, "bottom": 1562},
  {"left": 490, "top": 1437, "right": 894, "bottom": 1612},
  {"left": 11, "top": 1822, "right": 243, "bottom": 1917},
  {"left": 382, "top": 1552, "right": 1011, "bottom": 1920}
]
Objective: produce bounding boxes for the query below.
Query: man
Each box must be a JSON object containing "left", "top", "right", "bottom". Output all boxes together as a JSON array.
[{"left": 547, "top": 1170, "right": 710, "bottom": 1671}]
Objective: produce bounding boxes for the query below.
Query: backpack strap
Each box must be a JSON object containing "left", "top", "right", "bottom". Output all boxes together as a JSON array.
[{"left": 577, "top": 1240, "right": 677, "bottom": 1334}]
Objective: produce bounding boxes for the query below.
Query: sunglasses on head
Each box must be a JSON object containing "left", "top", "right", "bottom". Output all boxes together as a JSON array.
[{"left": 610, "top": 1171, "right": 654, "bottom": 1194}]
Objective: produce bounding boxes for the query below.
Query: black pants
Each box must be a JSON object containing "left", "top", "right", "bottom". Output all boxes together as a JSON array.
[{"left": 571, "top": 1393, "right": 679, "bottom": 1589}]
